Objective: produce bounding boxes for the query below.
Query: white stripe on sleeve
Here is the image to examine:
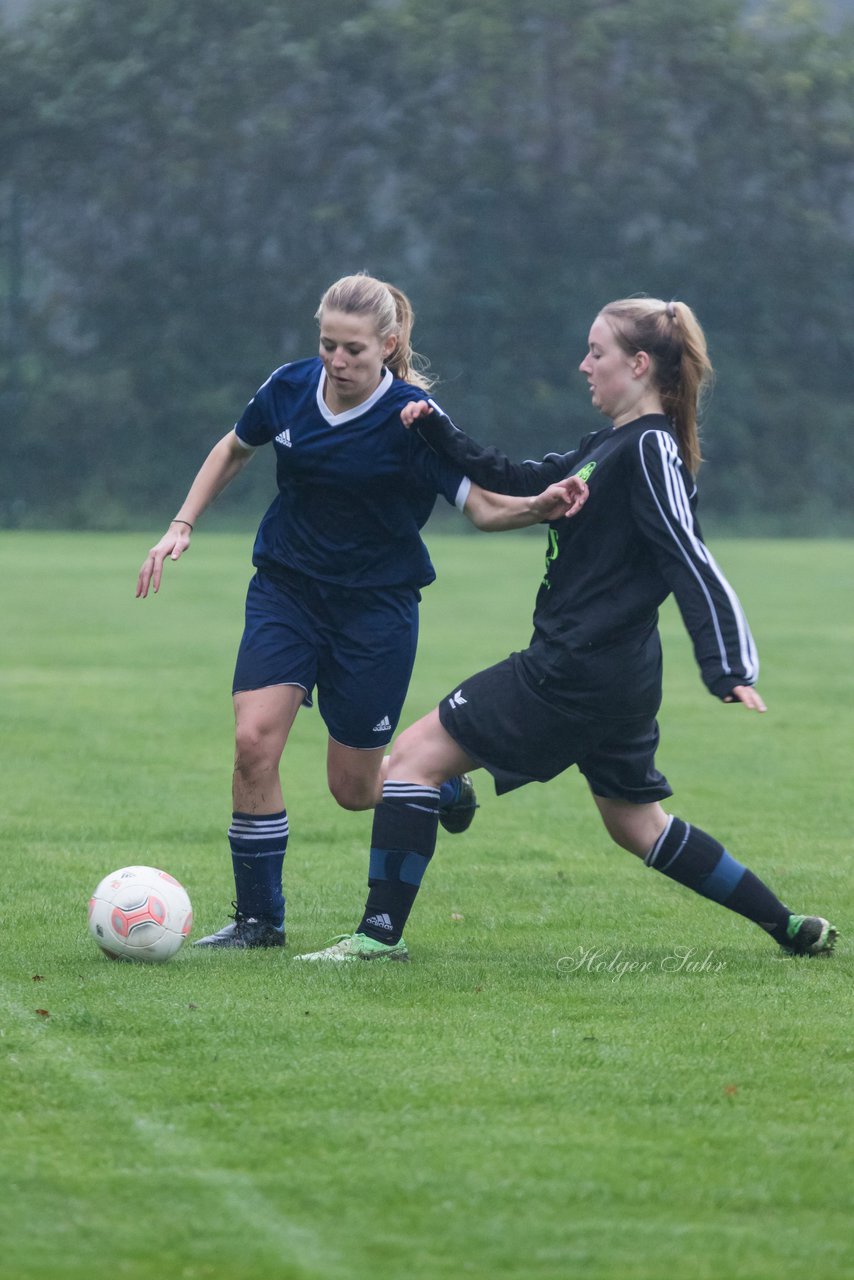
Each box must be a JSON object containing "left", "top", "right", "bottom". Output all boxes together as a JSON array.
[{"left": 639, "top": 431, "right": 758, "bottom": 683}]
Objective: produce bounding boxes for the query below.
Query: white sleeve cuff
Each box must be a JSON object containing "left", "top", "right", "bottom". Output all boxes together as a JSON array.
[{"left": 454, "top": 476, "right": 472, "bottom": 511}]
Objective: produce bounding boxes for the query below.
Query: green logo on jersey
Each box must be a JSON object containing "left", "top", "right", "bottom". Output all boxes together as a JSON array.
[
  {"left": 542, "top": 526, "right": 560, "bottom": 588},
  {"left": 540, "top": 462, "right": 595, "bottom": 589}
]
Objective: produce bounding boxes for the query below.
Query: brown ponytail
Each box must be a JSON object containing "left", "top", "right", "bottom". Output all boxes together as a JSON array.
[{"left": 599, "top": 297, "right": 714, "bottom": 475}]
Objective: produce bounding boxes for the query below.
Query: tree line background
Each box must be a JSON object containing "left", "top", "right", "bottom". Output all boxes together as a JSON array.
[{"left": 2, "top": 0, "right": 853, "bottom": 532}]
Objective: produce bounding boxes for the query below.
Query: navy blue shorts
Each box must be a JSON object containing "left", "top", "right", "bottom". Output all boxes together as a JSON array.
[
  {"left": 233, "top": 569, "right": 420, "bottom": 749},
  {"left": 437, "top": 652, "right": 672, "bottom": 803}
]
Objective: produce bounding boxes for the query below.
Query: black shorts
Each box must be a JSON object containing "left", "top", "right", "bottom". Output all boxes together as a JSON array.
[{"left": 437, "top": 653, "right": 672, "bottom": 803}]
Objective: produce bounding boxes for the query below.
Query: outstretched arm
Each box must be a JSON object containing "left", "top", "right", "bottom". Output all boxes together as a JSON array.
[
  {"left": 404, "top": 400, "right": 581, "bottom": 496},
  {"left": 463, "top": 476, "right": 588, "bottom": 532},
  {"left": 136, "top": 430, "right": 254, "bottom": 598}
]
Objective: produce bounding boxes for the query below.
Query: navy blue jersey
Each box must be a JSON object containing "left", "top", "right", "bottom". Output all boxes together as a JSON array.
[
  {"left": 234, "top": 358, "right": 469, "bottom": 589},
  {"left": 417, "top": 409, "right": 758, "bottom": 713}
]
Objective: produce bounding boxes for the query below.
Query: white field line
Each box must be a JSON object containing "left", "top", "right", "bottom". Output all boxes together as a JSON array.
[{"left": 2, "top": 999, "right": 343, "bottom": 1275}]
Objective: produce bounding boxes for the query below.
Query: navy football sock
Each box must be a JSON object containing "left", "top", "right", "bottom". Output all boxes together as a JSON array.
[
  {"left": 357, "top": 781, "right": 440, "bottom": 945},
  {"left": 645, "top": 816, "right": 791, "bottom": 941},
  {"left": 229, "top": 809, "right": 288, "bottom": 928}
]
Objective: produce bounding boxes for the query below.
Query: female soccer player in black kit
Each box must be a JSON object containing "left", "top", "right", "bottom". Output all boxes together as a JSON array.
[{"left": 295, "top": 296, "right": 837, "bottom": 962}]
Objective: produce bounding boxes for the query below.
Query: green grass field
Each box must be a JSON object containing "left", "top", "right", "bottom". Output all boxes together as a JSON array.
[{"left": 1, "top": 531, "right": 852, "bottom": 1280}]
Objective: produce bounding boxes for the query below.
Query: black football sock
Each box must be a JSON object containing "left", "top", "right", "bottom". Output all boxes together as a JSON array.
[
  {"left": 357, "top": 781, "right": 440, "bottom": 945},
  {"left": 645, "top": 816, "right": 791, "bottom": 942}
]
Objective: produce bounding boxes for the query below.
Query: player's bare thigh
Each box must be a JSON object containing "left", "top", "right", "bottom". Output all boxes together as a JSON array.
[{"left": 387, "top": 708, "right": 478, "bottom": 790}]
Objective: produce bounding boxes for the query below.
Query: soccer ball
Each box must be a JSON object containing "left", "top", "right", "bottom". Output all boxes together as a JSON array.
[{"left": 88, "top": 865, "right": 193, "bottom": 963}]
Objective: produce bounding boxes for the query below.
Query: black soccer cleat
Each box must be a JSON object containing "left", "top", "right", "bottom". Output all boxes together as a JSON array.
[
  {"left": 438, "top": 773, "right": 479, "bottom": 835},
  {"left": 193, "top": 906, "right": 285, "bottom": 950}
]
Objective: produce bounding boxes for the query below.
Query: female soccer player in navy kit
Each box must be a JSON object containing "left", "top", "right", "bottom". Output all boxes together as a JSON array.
[
  {"left": 136, "top": 273, "right": 587, "bottom": 948},
  {"left": 296, "top": 295, "right": 837, "bottom": 962}
]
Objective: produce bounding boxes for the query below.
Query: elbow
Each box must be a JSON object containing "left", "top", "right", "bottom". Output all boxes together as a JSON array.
[{"left": 466, "top": 513, "right": 490, "bottom": 532}]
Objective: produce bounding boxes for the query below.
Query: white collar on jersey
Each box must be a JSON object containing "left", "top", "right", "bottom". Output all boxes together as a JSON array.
[{"left": 316, "top": 366, "right": 393, "bottom": 425}]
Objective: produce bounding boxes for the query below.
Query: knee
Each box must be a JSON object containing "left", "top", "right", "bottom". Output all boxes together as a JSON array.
[
  {"left": 604, "top": 823, "right": 647, "bottom": 857},
  {"left": 234, "top": 720, "right": 280, "bottom": 779},
  {"left": 598, "top": 804, "right": 669, "bottom": 859},
  {"left": 328, "top": 775, "right": 378, "bottom": 812}
]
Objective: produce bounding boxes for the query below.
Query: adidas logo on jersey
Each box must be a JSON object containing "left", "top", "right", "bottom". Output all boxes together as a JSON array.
[
  {"left": 448, "top": 688, "right": 467, "bottom": 709},
  {"left": 275, "top": 428, "right": 292, "bottom": 447},
  {"left": 373, "top": 715, "right": 392, "bottom": 733}
]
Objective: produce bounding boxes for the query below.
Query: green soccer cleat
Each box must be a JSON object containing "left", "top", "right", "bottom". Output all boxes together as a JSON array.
[
  {"left": 292, "top": 932, "right": 410, "bottom": 963},
  {"left": 439, "top": 773, "right": 479, "bottom": 834},
  {"left": 780, "top": 915, "right": 838, "bottom": 956}
]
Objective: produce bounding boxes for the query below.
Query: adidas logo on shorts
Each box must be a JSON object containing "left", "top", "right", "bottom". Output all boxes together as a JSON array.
[{"left": 373, "top": 715, "right": 392, "bottom": 733}]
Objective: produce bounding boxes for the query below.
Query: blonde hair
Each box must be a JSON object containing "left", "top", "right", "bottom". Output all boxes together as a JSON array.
[
  {"left": 315, "top": 273, "right": 434, "bottom": 390},
  {"left": 599, "top": 297, "right": 714, "bottom": 475}
]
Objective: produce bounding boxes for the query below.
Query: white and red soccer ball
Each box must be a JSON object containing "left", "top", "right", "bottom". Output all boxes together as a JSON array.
[{"left": 88, "top": 866, "right": 193, "bottom": 963}]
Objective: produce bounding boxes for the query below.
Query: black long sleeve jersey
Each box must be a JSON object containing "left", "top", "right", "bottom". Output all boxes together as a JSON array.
[{"left": 418, "top": 409, "right": 758, "bottom": 719}]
